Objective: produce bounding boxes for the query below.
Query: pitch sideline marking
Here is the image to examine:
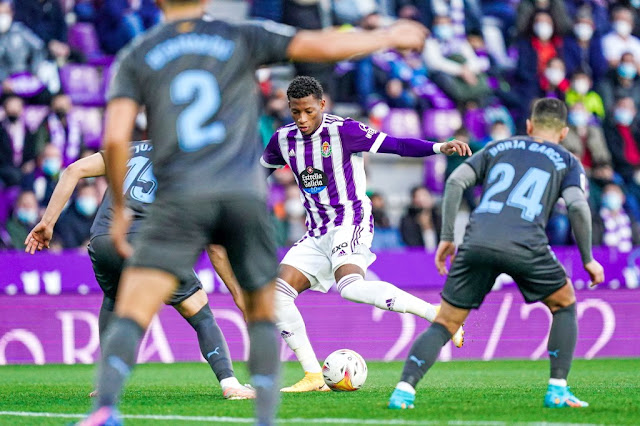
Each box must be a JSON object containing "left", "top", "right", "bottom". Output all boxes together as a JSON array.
[{"left": 0, "top": 411, "right": 603, "bottom": 425}]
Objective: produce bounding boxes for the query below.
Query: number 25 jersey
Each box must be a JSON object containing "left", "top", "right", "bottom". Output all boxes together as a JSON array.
[{"left": 463, "top": 136, "right": 586, "bottom": 251}]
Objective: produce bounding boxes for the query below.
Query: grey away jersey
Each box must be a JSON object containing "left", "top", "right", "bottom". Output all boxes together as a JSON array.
[
  {"left": 91, "top": 141, "right": 156, "bottom": 237},
  {"left": 108, "top": 19, "right": 296, "bottom": 199},
  {"left": 463, "top": 136, "right": 586, "bottom": 251}
]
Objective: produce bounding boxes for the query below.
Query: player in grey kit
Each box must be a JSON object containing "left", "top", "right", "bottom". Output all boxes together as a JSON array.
[
  {"left": 79, "top": 0, "right": 428, "bottom": 424},
  {"left": 25, "top": 141, "right": 254, "bottom": 400},
  {"left": 388, "top": 98, "right": 605, "bottom": 409}
]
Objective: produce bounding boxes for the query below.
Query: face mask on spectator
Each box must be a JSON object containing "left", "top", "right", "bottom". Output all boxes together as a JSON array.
[
  {"left": 54, "top": 108, "right": 68, "bottom": 120},
  {"left": 433, "top": 24, "right": 453, "bottom": 41},
  {"left": 615, "top": 108, "right": 635, "bottom": 126},
  {"left": 490, "top": 130, "right": 511, "bottom": 140},
  {"left": 632, "top": 0, "right": 640, "bottom": 9},
  {"left": 614, "top": 20, "right": 633, "bottom": 37},
  {"left": 573, "top": 78, "right": 590, "bottom": 95},
  {"left": 602, "top": 193, "right": 623, "bottom": 211},
  {"left": 568, "top": 111, "right": 589, "bottom": 128},
  {"left": 76, "top": 196, "right": 98, "bottom": 217},
  {"left": 284, "top": 199, "right": 305, "bottom": 218},
  {"left": 618, "top": 62, "right": 637, "bottom": 79},
  {"left": 574, "top": 23, "right": 593, "bottom": 41},
  {"left": 533, "top": 22, "right": 553, "bottom": 41},
  {"left": 6, "top": 113, "right": 19, "bottom": 123},
  {"left": 0, "top": 13, "right": 12, "bottom": 33},
  {"left": 544, "top": 67, "right": 565, "bottom": 86},
  {"left": 16, "top": 208, "right": 38, "bottom": 225},
  {"left": 42, "top": 157, "right": 62, "bottom": 177}
]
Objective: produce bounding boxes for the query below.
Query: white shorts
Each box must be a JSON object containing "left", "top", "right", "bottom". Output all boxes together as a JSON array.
[{"left": 281, "top": 225, "right": 376, "bottom": 293}]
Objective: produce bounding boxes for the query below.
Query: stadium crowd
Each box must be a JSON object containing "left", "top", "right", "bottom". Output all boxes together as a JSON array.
[{"left": 1, "top": 0, "right": 640, "bottom": 253}]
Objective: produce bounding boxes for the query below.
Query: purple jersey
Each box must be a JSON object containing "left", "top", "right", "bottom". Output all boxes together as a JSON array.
[{"left": 262, "top": 114, "right": 429, "bottom": 237}]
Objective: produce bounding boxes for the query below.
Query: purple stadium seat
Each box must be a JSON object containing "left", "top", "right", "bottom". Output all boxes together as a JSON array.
[
  {"left": 60, "top": 65, "right": 105, "bottom": 107},
  {"left": 464, "top": 108, "right": 487, "bottom": 141},
  {"left": 381, "top": 109, "right": 422, "bottom": 139},
  {"left": 423, "top": 155, "right": 446, "bottom": 195},
  {"left": 422, "top": 109, "right": 462, "bottom": 141},
  {"left": 23, "top": 106, "right": 50, "bottom": 133},
  {"left": 71, "top": 107, "right": 104, "bottom": 150}
]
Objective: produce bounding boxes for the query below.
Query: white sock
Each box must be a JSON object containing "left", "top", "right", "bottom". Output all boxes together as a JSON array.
[
  {"left": 337, "top": 274, "right": 438, "bottom": 321},
  {"left": 220, "top": 377, "right": 242, "bottom": 390},
  {"left": 275, "top": 278, "right": 321, "bottom": 374},
  {"left": 549, "top": 378, "right": 567, "bottom": 387},
  {"left": 396, "top": 381, "right": 416, "bottom": 394}
]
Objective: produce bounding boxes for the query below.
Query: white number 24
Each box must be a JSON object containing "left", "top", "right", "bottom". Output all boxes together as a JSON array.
[{"left": 476, "top": 163, "right": 551, "bottom": 222}]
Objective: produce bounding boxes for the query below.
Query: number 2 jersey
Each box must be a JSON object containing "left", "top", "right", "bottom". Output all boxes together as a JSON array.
[
  {"left": 91, "top": 140, "right": 156, "bottom": 238},
  {"left": 107, "top": 18, "right": 296, "bottom": 199},
  {"left": 463, "top": 136, "right": 586, "bottom": 251}
]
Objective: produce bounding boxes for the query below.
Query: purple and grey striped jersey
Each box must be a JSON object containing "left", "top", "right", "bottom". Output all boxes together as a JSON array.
[{"left": 262, "top": 113, "right": 439, "bottom": 237}]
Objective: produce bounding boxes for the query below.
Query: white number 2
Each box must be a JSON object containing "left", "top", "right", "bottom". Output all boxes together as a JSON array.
[{"left": 476, "top": 163, "right": 551, "bottom": 222}]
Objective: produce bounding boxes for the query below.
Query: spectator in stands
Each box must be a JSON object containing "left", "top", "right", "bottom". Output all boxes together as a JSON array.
[
  {"left": 400, "top": 186, "right": 440, "bottom": 250},
  {"left": 515, "top": 11, "right": 563, "bottom": 123},
  {"left": 603, "top": 97, "right": 640, "bottom": 218},
  {"left": 602, "top": 6, "right": 640, "bottom": 69},
  {"left": 96, "top": 0, "right": 161, "bottom": 55},
  {"left": 13, "top": 0, "right": 76, "bottom": 64},
  {"left": 396, "top": 0, "right": 483, "bottom": 35},
  {"left": 516, "top": 0, "right": 572, "bottom": 37},
  {"left": 565, "top": 71, "right": 605, "bottom": 119},
  {"left": 4, "top": 190, "right": 39, "bottom": 249},
  {"left": 540, "top": 57, "right": 570, "bottom": 99},
  {"left": 33, "top": 93, "right": 83, "bottom": 167},
  {"left": 562, "top": 102, "right": 613, "bottom": 199},
  {"left": 53, "top": 182, "right": 99, "bottom": 249},
  {"left": 423, "top": 14, "right": 490, "bottom": 104},
  {"left": 370, "top": 192, "right": 403, "bottom": 250},
  {"left": 597, "top": 52, "right": 640, "bottom": 112},
  {"left": 0, "top": 96, "right": 37, "bottom": 187},
  {"left": 21, "top": 142, "right": 61, "bottom": 207},
  {"left": 564, "top": 0, "right": 610, "bottom": 36},
  {"left": 562, "top": 10, "right": 607, "bottom": 84},
  {"left": 0, "top": 0, "right": 50, "bottom": 102},
  {"left": 598, "top": 183, "right": 637, "bottom": 253}
]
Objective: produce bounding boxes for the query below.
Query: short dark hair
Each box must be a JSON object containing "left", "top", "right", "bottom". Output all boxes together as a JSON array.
[
  {"left": 530, "top": 98, "right": 567, "bottom": 130},
  {"left": 287, "top": 76, "right": 323, "bottom": 101}
]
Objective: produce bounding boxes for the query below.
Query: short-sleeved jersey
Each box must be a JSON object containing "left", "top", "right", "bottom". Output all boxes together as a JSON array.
[
  {"left": 108, "top": 19, "right": 295, "bottom": 198},
  {"left": 463, "top": 136, "right": 586, "bottom": 250},
  {"left": 91, "top": 141, "right": 156, "bottom": 237},
  {"left": 261, "top": 114, "right": 390, "bottom": 237}
]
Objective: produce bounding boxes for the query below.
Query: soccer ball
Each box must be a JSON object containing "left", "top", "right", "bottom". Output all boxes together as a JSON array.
[{"left": 322, "top": 349, "right": 368, "bottom": 391}]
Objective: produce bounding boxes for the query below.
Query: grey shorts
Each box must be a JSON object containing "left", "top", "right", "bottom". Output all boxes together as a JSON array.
[
  {"left": 441, "top": 244, "right": 567, "bottom": 310},
  {"left": 126, "top": 194, "right": 278, "bottom": 292},
  {"left": 88, "top": 233, "right": 202, "bottom": 305}
]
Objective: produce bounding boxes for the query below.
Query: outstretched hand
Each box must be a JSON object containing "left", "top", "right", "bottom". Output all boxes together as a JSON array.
[
  {"left": 440, "top": 139, "right": 472, "bottom": 157},
  {"left": 386, "top": 20, "right": 428, "bottom": 52},
  {"left": 435, "top": 241, "right": 457, "bottom": 275},
  {"left": 24, "top": 221, "right": 53, "bottom": 254}
]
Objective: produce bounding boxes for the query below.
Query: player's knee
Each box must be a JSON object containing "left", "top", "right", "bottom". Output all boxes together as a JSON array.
[
  {"left": 544, "top": 280, "right": 576, "bottom": 313},
  {"left": 337, "top": 273, "right": 365, "bottom": 302},
  {"left": 175, "top": 290, "right": 209, "bottom": 318}
]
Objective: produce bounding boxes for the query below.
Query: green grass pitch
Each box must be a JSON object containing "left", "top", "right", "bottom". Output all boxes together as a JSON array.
[{"left": 0, "top": 359, "right": 638, "bottom": 425}]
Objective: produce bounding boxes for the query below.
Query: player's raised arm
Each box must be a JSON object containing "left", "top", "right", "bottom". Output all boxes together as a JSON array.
[
  {"left": 24, "top": 152, "right": 106, "bottom": 254},
  {"left": 435, "top": 163, "right": 478, "bottom": 275},
  {"left": 286, "top": 20, "right": 428, "bottom": 62},
  {"left": 103, "top": 98, "right": 138, "bottom": 258}
]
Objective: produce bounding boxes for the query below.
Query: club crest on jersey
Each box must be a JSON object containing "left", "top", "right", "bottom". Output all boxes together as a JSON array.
[
  {"left": 300, "top": 166, "right": 328, "bottom": 194},
  {"left": 321, "top": 141, "right": 331, "bottom": 158}
]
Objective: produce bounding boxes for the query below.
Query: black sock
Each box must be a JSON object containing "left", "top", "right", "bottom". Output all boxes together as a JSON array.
[
  {"left": 98, "top": 296, "right": 115, "bottom": 357},
  {"left": 548, "top": 303, "right": 577, "bottom": 381},
  {"left": 400, "top": 322, "right": 452, "bottom": 388},
  {"left": 96, "top": 317, "right": 145, "bottom": 408},
  {"left": 185, "top": 304, "right": 234, "bottom": 383},
  {"left": 248, "top": 321, "right": 280, "bottom": 426}
]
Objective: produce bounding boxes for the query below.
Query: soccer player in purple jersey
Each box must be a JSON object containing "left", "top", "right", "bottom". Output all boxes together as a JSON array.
[{"left": 261, "top": 76, "right": 472, "bottom": 392}]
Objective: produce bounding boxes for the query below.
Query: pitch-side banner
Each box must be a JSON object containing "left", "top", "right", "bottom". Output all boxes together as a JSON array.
[{"left": 0, "top": 288, "right": 638, "bottom": 364}]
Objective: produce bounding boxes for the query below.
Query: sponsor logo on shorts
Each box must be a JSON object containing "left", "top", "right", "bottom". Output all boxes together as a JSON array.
[
  {"left": 386, "top": 298, "right": 395, "bottom": 310},
  {"left": 338, "top": 250, "right": 347, "bottom": 257},
  {"left": 332, "top": 242, "right": 348, "bottom": 254},
  {"left": 281, "top": 330, "right": 294, "bottom": 339}
]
